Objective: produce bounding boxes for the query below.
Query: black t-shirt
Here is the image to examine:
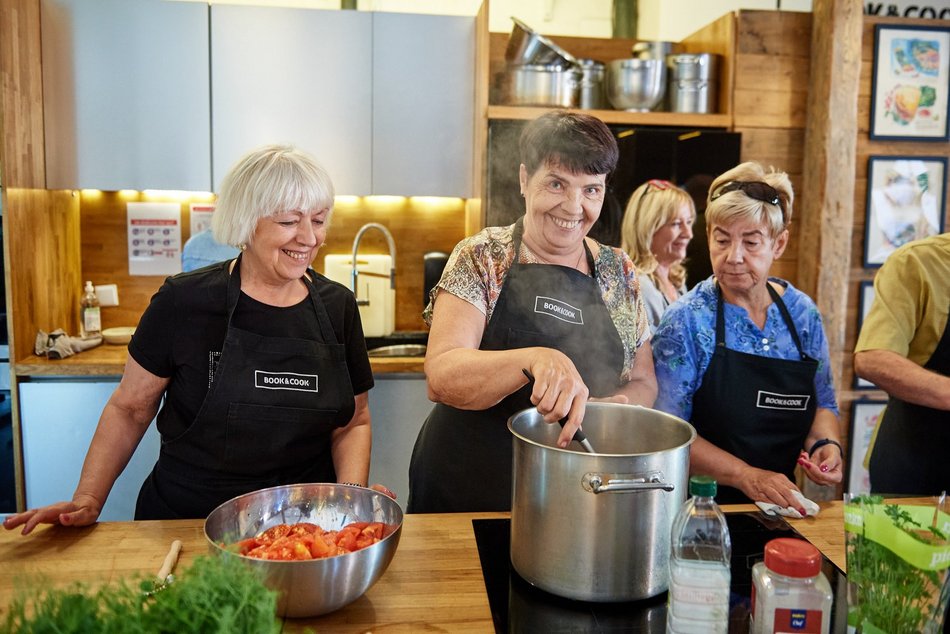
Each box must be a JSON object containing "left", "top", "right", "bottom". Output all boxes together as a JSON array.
[{"left": 129, "top": 262, "right": 374, "bottom": 437}]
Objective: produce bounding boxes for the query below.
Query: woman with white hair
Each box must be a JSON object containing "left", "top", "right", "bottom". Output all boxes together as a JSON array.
[
  {"left": 651, "top": 161, "right": 842, "bottom": 510},
  {"left": 621, "top": 179, "right": 695, "bottom": 331},
  {"left": 5, "top": 144, "right": 385, "bottom": 532}
]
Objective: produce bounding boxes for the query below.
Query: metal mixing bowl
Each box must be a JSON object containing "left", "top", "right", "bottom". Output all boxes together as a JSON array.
[
  {"left": 505, "top": 16, "right": 577, "bottom": 68},
  {"left": 204, "top": 483, "right": 403, "bottom": 618},
  {"left": 605, "top": 58, "right": 666, "bottom": 112}
]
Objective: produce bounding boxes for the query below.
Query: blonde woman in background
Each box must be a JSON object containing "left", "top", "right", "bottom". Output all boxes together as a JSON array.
[{"left": 621, "top": 179, "right": 696, "bottom": 331}]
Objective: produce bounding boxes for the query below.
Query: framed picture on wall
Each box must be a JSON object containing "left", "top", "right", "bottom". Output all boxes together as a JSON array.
[
  {"left": 870, "top": 24, "right": 950, "bottom": 141},
  {"left": 848, "top": 399, "right": 887, "bottom": 494},
  {"left": 854, "top": 280, "right": 878, "bottom": 389},
  {"left": 863, "top": 155, "right": 947, "bottom": 267}
]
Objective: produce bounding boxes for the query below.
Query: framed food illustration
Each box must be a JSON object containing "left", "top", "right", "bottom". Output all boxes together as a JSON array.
[
  {"left": 863, "top": 155, "right": 946, "bottom": 267},
  {"left": 870, "top": 25, "right": 950, "bottom": 141},
  {"left": 854, "top": 280, "right": 878, "bottom": 390},
  {"left": 848, "top": 399, "right": 886, "bottom": 494}
]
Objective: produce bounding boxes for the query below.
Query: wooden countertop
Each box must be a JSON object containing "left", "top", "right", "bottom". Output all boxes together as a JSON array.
[
  {"left": 0, "top": 503, "right": 847, "bottom": 631},
  {"left": 14, "top": 345, "right": 425, "bottom": 377}
]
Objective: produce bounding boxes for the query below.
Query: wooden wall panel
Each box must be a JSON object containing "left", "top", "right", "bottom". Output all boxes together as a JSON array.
[
  {"left": 732, "top": 11, "right": 812, "bottom": 292},
  {"left": 78, "top": 195, "right": 467, "bottom": 334},
  {"left": 735, "top": 10, "right": 812, "bottom": 57},
  {"left": 7, "top": 188, "right": 81, "bottom": 361},
  {"left": 0, "top": 0, "right": 45, "bottom": 189}
]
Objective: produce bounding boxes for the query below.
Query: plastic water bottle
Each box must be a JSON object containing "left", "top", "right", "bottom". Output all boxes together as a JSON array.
[{"left": 667, "top": 475, "right": 732, "bottom": 634}]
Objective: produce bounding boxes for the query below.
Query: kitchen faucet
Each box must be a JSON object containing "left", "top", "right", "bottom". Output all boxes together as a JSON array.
[{"left": 350, "top": 223, "right": 396, "bottom": 306}]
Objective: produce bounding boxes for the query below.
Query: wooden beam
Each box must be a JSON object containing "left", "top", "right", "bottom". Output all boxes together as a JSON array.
[{"left": 798, "top": 0, "right": 862, "bottom": 387}]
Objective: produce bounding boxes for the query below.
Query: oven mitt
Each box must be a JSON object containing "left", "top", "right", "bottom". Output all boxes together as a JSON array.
[{"left": 755, "top": 490, "right": 821, "bottom": 519}]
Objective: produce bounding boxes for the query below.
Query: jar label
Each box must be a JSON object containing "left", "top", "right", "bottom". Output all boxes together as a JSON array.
[
  {"left": 83, "top": 307, "right": 101, "bottom": 333},
  {"left": 773, "top": 607, "right": 823, "bottom": 633}
]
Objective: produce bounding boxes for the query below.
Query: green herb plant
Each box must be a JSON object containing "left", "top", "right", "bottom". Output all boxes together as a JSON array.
[
  {"left": 846, "top": 494, "right": 949, "bottom": 634},
  {"left": 1, "top": 555, "right": 288, "bottom": 634}
]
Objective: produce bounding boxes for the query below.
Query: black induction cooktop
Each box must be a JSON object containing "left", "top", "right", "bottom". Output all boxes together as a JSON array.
[{"left": 472, "top": 513, "right": 847, "bottom": 634}]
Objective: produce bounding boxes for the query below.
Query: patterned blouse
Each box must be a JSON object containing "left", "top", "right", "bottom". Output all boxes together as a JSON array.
[
  {"left": 652, "top": 276, "right": 839, "bottom": 421},
  {"left": 424, "top": 223, "right": 651, "bottom": 382}
]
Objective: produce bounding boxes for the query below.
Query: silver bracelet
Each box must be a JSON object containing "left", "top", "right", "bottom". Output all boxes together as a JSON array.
[{"left": 341, "top": 482, "right": 364, "bottom": 487}]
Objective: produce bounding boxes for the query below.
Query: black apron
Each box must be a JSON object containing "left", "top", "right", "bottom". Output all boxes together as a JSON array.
[
  {"left": 690, "top": 282, "right": 818, "bottom": 504},
  {"left": 407, "top": 219, "right": 625, "bottom": 513},
  {"left": 135, "top": 256, "right": 355, "bottom": 519},
  {"left": 868, "top": 302, "right": 950, "bottom": 495}
]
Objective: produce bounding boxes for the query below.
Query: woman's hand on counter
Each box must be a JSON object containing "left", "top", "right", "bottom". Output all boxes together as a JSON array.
[
  {"left": 2, "top": 494, "right": 102, "bottom": 535},
  {"left": 738, "top": 467, "right": 807, "bottom": 515}
]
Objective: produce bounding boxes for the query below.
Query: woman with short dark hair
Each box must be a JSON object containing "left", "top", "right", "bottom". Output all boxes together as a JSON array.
[{"left": 408, "top": 111, "right": 656, "bottom": 513}]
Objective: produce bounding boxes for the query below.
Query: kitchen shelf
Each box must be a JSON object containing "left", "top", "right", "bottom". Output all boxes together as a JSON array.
[{"left": 487, "top": 105, "right": 731, "bottom": 128}]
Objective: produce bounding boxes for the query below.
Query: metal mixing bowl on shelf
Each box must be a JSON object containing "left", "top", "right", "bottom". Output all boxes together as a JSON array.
[
  {"left": 605, "top": 58, "right": 667, "bottom": 112},
  {"left": 204, "top": 483, "right": 403, "bottom": 618},
  {"left": 505, "top": 16, "right": 577, "bottom": 68}
]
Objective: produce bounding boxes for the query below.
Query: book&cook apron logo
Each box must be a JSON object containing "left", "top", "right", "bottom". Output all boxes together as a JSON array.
[
  {"left": 534, "top": 296, "right": 584, "bottom": 325},
  {"left": 255, "top": 370, "right": 318, "bottom": 392},
  {"left": 756, "top": 390, "right": 810, "bottom": 411}
]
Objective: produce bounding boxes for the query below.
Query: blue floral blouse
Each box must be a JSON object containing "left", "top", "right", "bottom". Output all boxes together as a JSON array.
[{"left": 652, "top": 277, "right": 839, "bottom": 421}]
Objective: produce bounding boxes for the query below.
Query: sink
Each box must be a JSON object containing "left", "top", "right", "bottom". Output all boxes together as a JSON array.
[{"left": 367, "top": 344, "right": 427, "bottom": 358}]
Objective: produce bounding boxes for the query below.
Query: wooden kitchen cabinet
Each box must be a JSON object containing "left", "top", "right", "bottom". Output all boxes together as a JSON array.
[
  {"left": 372, "top": 13, "right": 475, "bottom": 198},
  {"left": 210, "top": 5, "right": 373, "bottom": 196},
  {"left": 41, "top": 0, "right": 212, "bottom": 192},
  {"left": 18, "top": 380, "right": 160, "bottom": 521},
  {"left": 211, "top": 6, "right": 475, "bottom": 197}
]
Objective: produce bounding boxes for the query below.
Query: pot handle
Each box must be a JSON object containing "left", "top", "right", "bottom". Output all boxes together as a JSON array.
[{"left": 582, "top": 471, "right": 675, "bottom": 494}]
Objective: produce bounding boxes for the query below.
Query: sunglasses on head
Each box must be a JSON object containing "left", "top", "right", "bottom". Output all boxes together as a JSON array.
[
  {"left": 646, "top": 179, "right": 675, "bottom": 191},
  {"left": 710, "top": 180, "right": 787, "bottom": 223}
]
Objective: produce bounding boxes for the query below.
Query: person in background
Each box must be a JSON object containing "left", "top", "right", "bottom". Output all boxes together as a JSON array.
[
  {"left": 181, "top": 228, "right": 240, "bottom": 272},
  {"left": 621, "top": 179, "right": 695, "bottom": 331},
  {"left": 854, "top": 232, "right": 950, "bottom": 494},
  {"left": 5, "top": 144, "right": 391, "bottom": 534},
  {"left": 408, "top": 110, "right": 656, "bottom": 513},
  {"left": 651, "top": 161, "right": 842, "bottom": 509},
  {"left": 682, "top": 173, "right": 714, "bottom": 286}
]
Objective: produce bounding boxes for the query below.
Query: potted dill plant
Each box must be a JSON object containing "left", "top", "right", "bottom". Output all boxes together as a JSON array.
[{"left": 845, "top": 494, "right": 950, "bottom": 634}]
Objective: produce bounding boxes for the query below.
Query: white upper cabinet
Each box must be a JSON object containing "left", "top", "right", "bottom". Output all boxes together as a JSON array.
[
  {"left": 372, "top": 13, "right": 475, "bottom": 198},
  {"left": 210, "top": 6, "right": 373, "bottom": 195},
  {"left": 41, "top": 0, "right": 212, "bottom": 192},
  {"left": 212, "top": 7, "right": 474, "bottom": 197},
  {"left": 40, "top": 3, "right": 475, "bottom": 196}
]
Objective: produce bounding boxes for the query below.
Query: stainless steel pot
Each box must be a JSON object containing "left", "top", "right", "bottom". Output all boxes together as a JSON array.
[
  {"left": 576, "top": 58, "right": 607, "bottom": 110},
  {"left": 669, "top": 79, "right": 717, "bottom": 114},
  {"left": 501, "top": 64, "right": 580, "bottom": 108},
  {"left": 508, "top": 403, "right": 695, "bottom": 602},
  {"left": 666, "top": 53, "right": 719, "bottom": 81}
]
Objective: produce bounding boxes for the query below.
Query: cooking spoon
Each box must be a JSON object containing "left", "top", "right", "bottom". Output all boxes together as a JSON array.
[{"left": 521, "top": 368, "right": 596, "bottom": 453}]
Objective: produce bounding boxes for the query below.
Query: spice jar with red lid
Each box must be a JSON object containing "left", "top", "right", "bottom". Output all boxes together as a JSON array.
[{"left": 751, "top": 537, "right": 833, "bottom": 634}]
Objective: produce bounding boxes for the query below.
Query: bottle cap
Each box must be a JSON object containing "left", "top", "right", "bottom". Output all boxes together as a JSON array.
[
  {"left": 688, "top": 475, "right": 717, "bottom": 497},
  {"left": 764, "top": 537, "right": 821, "bottom": 577},
  {"left": 85, "top": 280, "right": 94, "bottom": 291}
]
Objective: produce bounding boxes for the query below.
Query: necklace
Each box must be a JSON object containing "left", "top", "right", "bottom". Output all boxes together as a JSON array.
[{"left": 521, "top": 240, "right": 587, "bottom": 273}]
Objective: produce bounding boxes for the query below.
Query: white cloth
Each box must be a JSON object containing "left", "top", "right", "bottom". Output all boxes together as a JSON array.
[{"left": 755, "top": 490, "right": 821, "bottom": 519}]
